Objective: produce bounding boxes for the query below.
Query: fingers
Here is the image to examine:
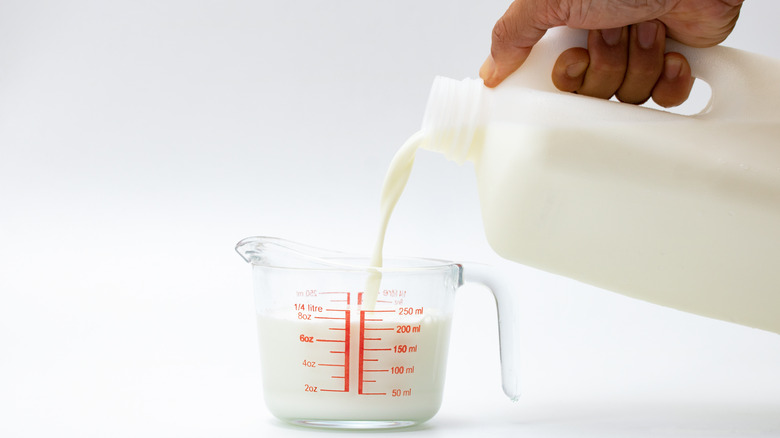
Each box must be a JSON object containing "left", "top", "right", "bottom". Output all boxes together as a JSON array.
[
  {"left": 652, "top": 52, "right": 695, "bottom": 108},
  {"left": 480, "top": 0, "right": 562, "bottom": 88},
  {"left": 482, "top": 0, "right": 741, "bottom": 105},
  {"left": 551, "top": 47, "right": 589, "bottom": 93},
  {"left": 552, "top": 21, "right": 695, "bottom": 108},
  {"left": 615, "top": 21, "right": 665, "bottom": 104},
  {"left": 552, "top": 28, "right": 630, "bottom": 99},
  {"left": 577, "top": 27, "right": 629, "bottom": 99}
]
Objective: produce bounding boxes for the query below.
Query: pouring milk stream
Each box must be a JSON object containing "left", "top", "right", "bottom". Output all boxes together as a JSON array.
[{"left": 368, "top": 27, "right": 780, "bottom": 334}]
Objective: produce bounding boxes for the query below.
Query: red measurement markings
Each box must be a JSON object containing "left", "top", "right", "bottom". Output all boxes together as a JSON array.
[
  {"left": 357, "top": 291, "right": 397, "bottom": 305},
  {"left": 318, "top": 291, "right": 352, "bottom": 305},
  {"left": 358, "top": 309, "right": 396, "bottom": 395},
  {"left": 313, "top": 292, "right": 351, "bottom": 393}
]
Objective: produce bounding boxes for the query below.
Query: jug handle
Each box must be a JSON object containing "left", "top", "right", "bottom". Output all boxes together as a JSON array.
[
  {"left": 502, "top": 26, "right": 780, "bottom": 122},
  {"left": 460, "top": 263, "right": 521, "bottom": 401}
]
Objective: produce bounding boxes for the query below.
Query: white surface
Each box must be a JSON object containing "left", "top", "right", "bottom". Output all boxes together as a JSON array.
[{"left": 2, "top": 1, "right": 780, "bottom": 437}]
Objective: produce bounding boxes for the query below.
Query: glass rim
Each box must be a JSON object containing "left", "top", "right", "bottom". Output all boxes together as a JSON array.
[{"left": 235, "top": 236, "right": 460, "bottom": 273}]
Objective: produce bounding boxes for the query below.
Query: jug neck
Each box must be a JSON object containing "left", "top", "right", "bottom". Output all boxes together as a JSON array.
[{"left": 420, "top": 76, "right": 486, "bottom": 164}]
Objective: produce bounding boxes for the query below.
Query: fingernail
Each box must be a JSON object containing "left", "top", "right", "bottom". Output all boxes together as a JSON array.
[
  {"left": 664, "top": 57, "right": 682, "bottom": 79},
  {"left": 480, "top": 55, "right": 497, "bottom": 86},
  {"left": 566, "top": 61, "right": 588, "bottom": 78},
  {"left": 601, "top": 28, "right": 622, "bottom": 46},
  {"left": 637, "top": 21, "right": 658, "bottom": 50}
]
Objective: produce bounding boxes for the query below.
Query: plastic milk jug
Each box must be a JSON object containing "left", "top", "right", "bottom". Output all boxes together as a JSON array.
[{"left": 418, "top": 28, "right": 780, "bottom": 334}]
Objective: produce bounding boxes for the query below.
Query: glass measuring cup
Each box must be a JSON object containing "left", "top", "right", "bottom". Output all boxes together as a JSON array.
[{"left": 235, "top": 236, "right": 519, "bottom": 429}]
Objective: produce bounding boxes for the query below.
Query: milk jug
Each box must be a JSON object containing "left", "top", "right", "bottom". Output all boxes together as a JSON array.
[{"left": 419, "top": 28, "right": 780, "bottom": 334}]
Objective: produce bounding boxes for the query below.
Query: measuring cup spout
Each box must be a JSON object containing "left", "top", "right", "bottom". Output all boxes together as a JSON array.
[
  {"left": 462, "top": 264, "right": 521, "bottom": 401},
  {"left": 235, "top": 236, "right": 352, "bottom": 269},
  {"left": 236, "top": 236, "right": 304, "bottom": 266},
  {"left": 235, "top": 236, "right": 265, "bottom": 264}
]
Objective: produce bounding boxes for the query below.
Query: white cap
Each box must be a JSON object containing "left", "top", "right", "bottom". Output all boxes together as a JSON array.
[{"left": 420, "top": 76, "right": 486, "bottom": 164}]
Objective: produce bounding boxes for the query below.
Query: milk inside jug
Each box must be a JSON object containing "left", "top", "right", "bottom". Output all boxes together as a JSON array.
[{"left": 416, "top": 28, "right": 780, "bottom": 334}]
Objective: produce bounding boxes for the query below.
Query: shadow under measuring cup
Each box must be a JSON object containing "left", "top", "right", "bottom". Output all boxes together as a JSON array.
[{"left": 235, "top": 236, "right": 519, "bottom": 429}]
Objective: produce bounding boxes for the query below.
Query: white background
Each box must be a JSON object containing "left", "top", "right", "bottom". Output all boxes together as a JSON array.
[{"left": 2, "top": 1, "right": 780, "bottom": 437}]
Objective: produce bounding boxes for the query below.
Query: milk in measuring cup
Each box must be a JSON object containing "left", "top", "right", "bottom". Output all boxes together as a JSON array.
[
  {"left": 256, "top": 311, "right": 452, "bottom": 422},
  {"left": 237, "top": 235, "right": 468, "bottom": 427}
]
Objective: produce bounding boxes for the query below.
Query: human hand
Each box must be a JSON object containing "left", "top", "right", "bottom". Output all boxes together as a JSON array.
[{"left": 480, "top": 0, "right": 744, "bottom": 107}]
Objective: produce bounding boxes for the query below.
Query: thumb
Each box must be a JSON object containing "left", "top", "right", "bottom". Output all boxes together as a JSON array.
[{"left": 481, "top": 0, "right": 561, "bottom": 87}]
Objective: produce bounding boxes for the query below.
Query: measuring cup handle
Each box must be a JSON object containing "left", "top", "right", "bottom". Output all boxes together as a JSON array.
[
  {"left": 504, "top": 26, "right": 780, "bottom": 121},
  {"left": 460, "top": 263, "right": 521, "bottom": 401}
]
